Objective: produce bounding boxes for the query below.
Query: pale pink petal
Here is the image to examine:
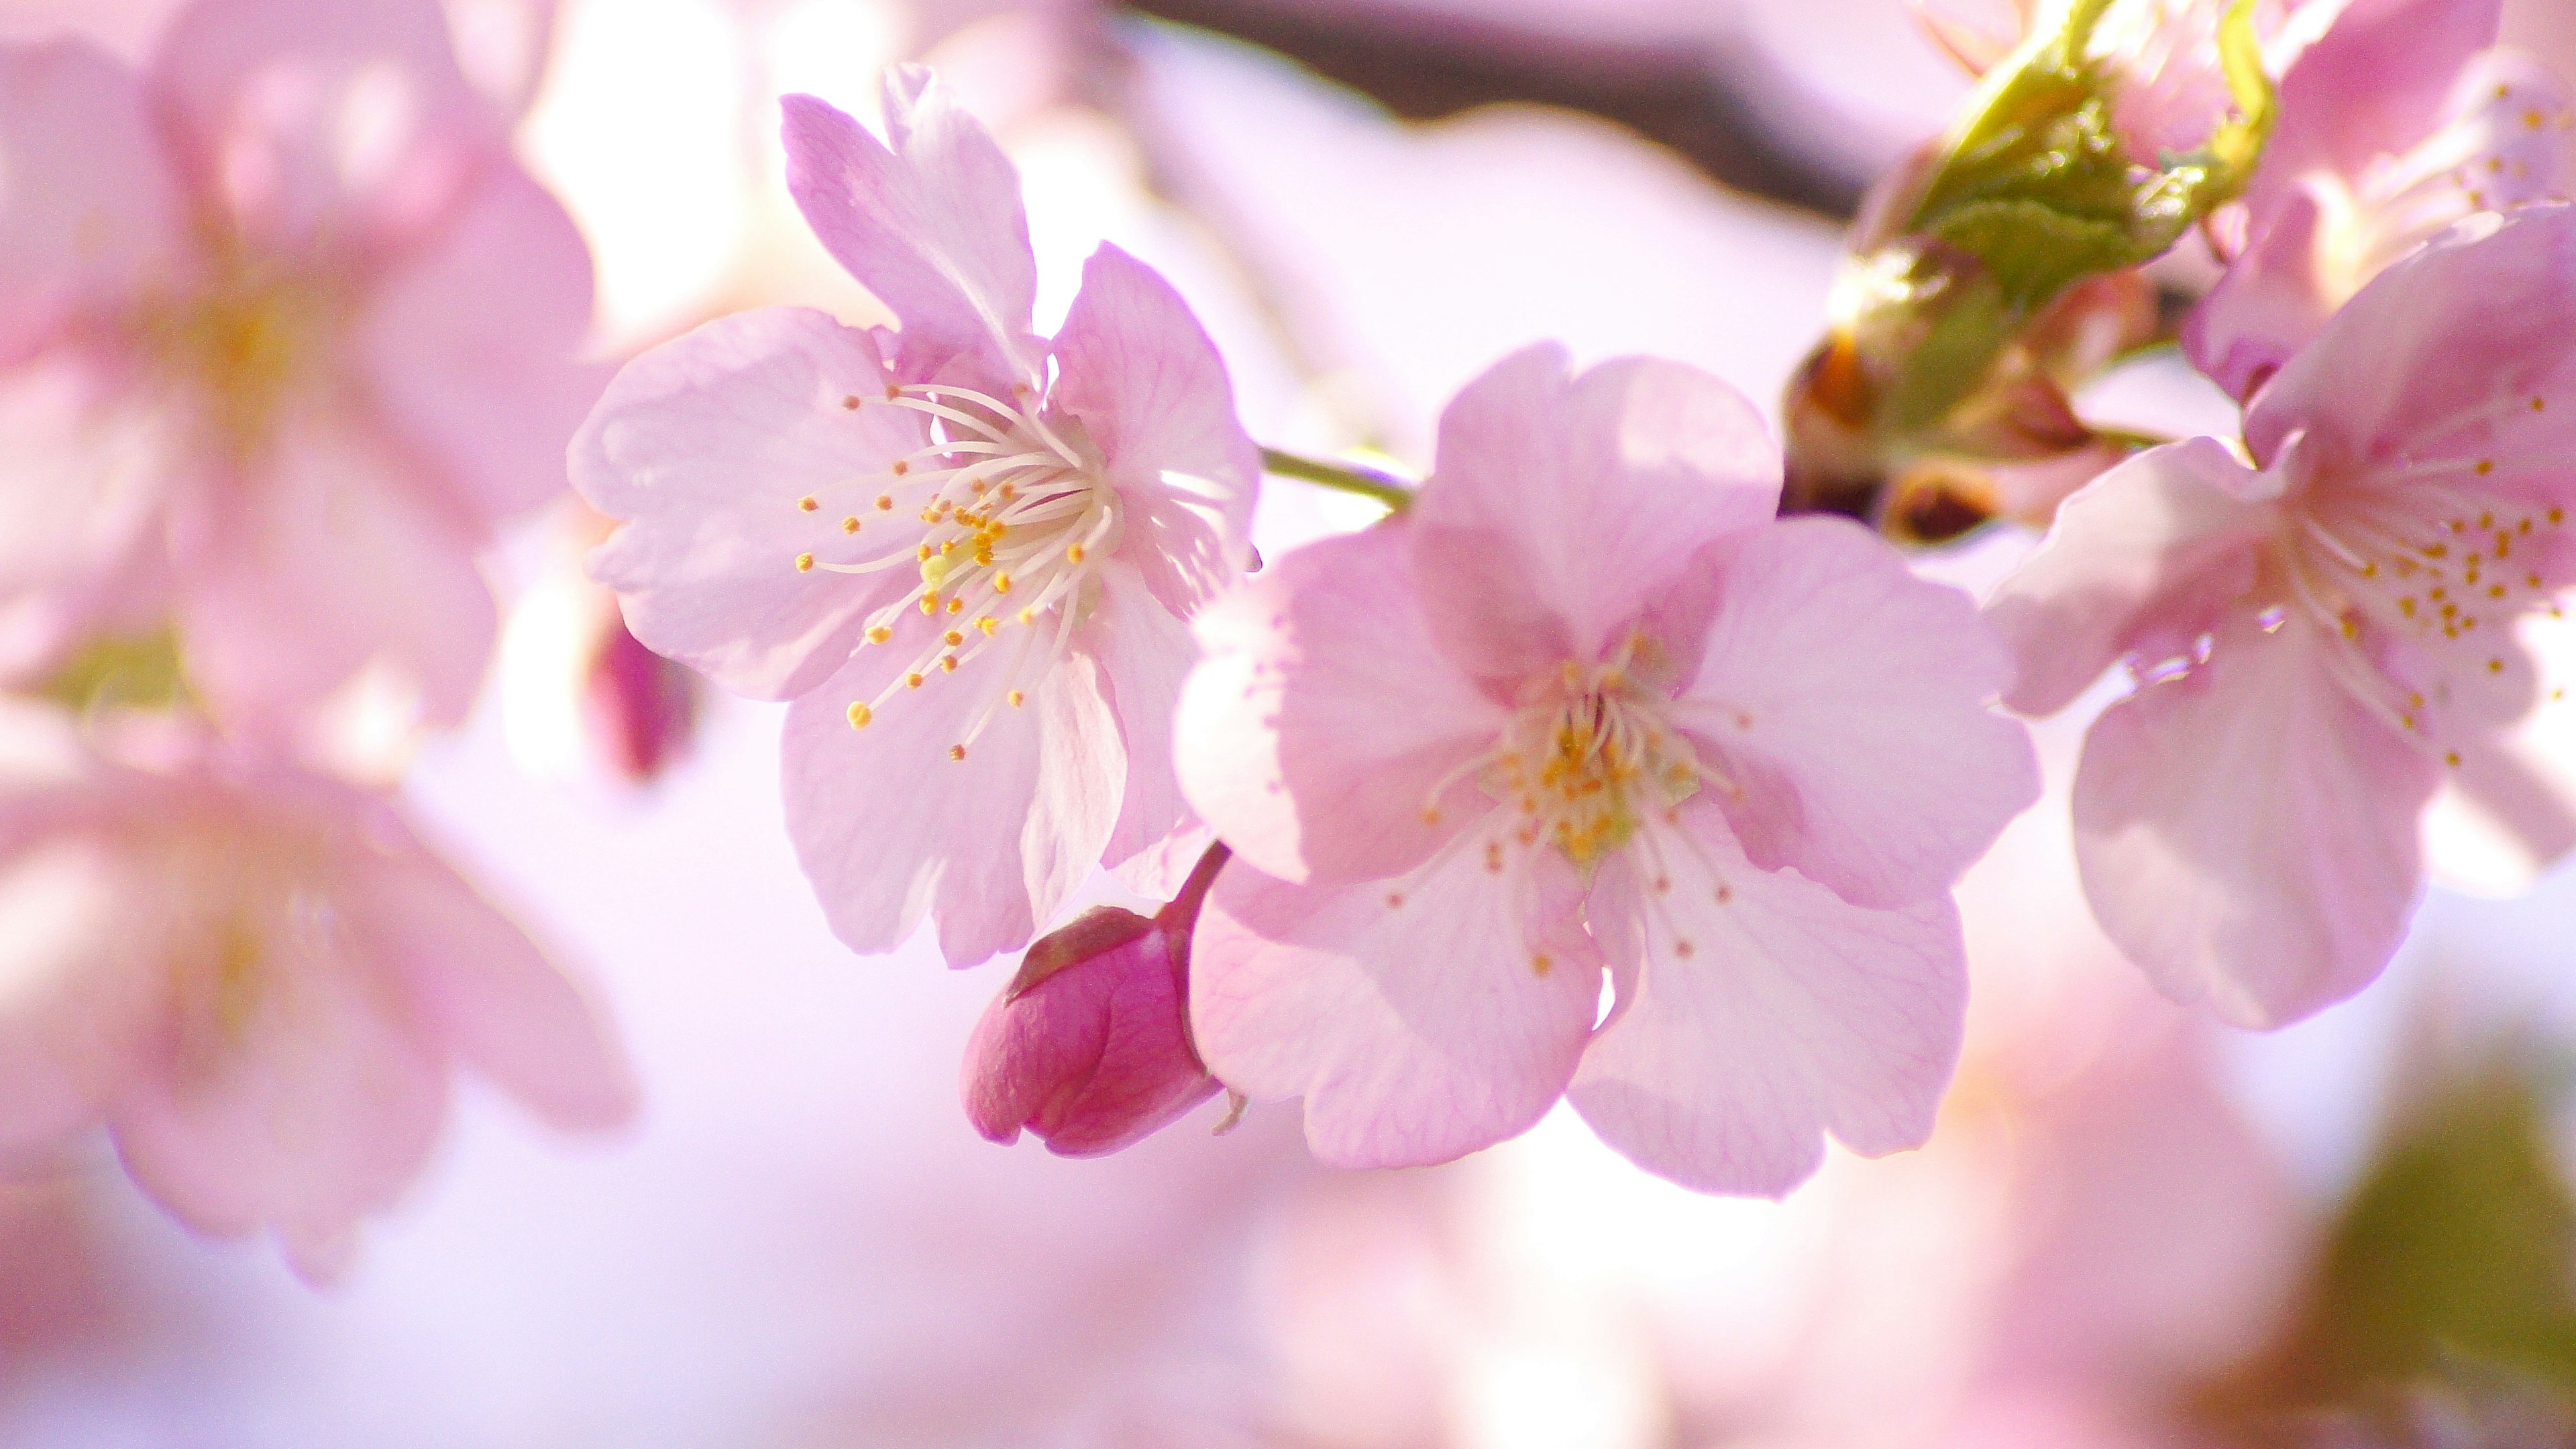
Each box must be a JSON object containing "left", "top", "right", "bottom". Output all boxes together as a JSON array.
[
  {"left": 2184, "top": 190, "right": 2333, "bottom": 402},
  {"left": 1984, "top": 437, "right": 2273, "bottom": 716},
  {"left": 1570, "top": 804, "right": 1967, "bottom": 1196},
  {"left": 357, "top": 159, "right": 603, "bottom": 523},
  {"left": 1046, "top": 243, "right": 1260, "bottom": 616},
  {"left": 1081, "top": 568, "right": 1195, "bottom": 875},
  {"left": 780, "top": 71, "right": 1038, "bottom": 384},
  {"left": 0, "top": 834, "right": 156, "bottom": 1154},
  {"left": 149, "top": 0, "right": 500, "bottom": 255},
  {"left": 2072, "top": 612, "right": 2440, "bottom": 1027},
  {"left": 105, "top": 900, "right": 449, "bottom": 1254},
  {"left": 2259, "top": 0, "right": 2504, "bottom": 189},
  {"left": 1677, "top": 515, "right": 2037, "bottom": 909},
  {"left": 1191, "top": 839, "right": 1603, "bottom": 1169},
  {"left": 174, "top": 414, "right": 496, "bottom": 734},
  {"left": 350, "top": 842, "right": 637, "bottom": 1132},
  {"left": 574, "top": 308, "right": 928, "bottom": 700},
  {"left": 1414, "top": 344, "right": 1780, "bottom": 674},
  {"left": 1175, "top": 521, "right": 1509, "bottom": 887},
  {"left": 782, "top": 633, "right": 1123, "bottom": 967},
  {"left": 0, "top": 349, "right": 180, "bottom": 680},
  {"left": 2245, "top": 205, "right": 2576, "bottom": 472},
  {"left": 961, "top": 922, "right": 1218, "bottom": 1158},
  {"left": 0, "top": 39, "right": 184, "bottom": 356}
]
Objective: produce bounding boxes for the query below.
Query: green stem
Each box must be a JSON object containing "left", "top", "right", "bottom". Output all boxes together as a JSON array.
[{"left": 1260, "top": 447, "right": 1413, "bottom": 511}]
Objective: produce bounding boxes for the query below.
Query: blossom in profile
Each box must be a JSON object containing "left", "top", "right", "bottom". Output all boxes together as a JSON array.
[
  {"left": 1175, "top": 345, "right": 2037, "bottom": 1195},
  {"left": 574, "top": 66, "right": 1259, "bottom": 968},
  {"left": 0, "top": 702, "right": 635, "bottom": 1279},
  {"left": 1988, "top": 205, "right": 2576, "bottom": 1028},
  {"left": 0, "top": 0, "right": 602, "bottom": 756},
  {"left": 961, "top": 845, "right": 1230, "bottom": 1158},
  {"left": 2188, "top": 0, "right": 2574, "bottom": 399}
]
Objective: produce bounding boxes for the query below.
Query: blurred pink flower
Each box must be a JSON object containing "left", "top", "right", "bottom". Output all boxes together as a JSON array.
[
  {"left": 1177, "top": 343, "right": 2038, "bottom": 1195},
  {"left": 0, "top": 0, "right": 601, "bottom": 752},
  {"left": 499, "top": 502, "right": 701, "bottom": 786},
  {"left": 2188, "top": 0, "right": 2573, "bottom": 400},
  {"left": 574, "top": 66, "right": 1259, "bottom": 968},
  {"left": 962, "top": 845, "right": 1229, "bottom": 1157},
  {"left": 0, "top": 702, "right": 635, "bottom": 1279},
  {"left": 1988, "top": 205, "right": 2576, "bottom": 1027}
]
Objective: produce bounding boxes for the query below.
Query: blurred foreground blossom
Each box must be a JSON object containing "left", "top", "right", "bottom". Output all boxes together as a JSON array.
[
  {"left": 1990, "top": 205, "right": 2576, "bottom": 1026},
  {"left": 963, "top": 843, "right": 1228, "bottom": 1157},
  {"left": 2188, "top": 0, "right": 2575, "bottom": 400},
  {"left": 498, "top": 502, "right": 702, "bottom": 786},
  {"left": 575, "top": 65, "right": 1260, "bottom": 968},
  {"left": 1179, "top": 344, "right": 2038, "bottom": 1194},
  {"left": 0, "top": 0, "right": 600, "bottom": 762},
  {"left": 0, "top": 702, "right": 634, "bottom": 1278}
]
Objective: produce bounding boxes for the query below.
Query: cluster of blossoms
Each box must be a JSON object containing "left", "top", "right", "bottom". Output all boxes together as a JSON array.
[
  {"left": 0, "top": 0, "right": 633, "bottom": 1274},
  {"left": 573, "top": 0, "right": 2576, "bottom": 1190},
  {"left": 5, "top": 0, "right": 2575, "bottom": 1279}
]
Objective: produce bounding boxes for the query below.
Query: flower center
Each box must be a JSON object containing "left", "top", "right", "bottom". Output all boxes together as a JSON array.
[
  {"left": 1434, "top": 646, "right": 1709, "bottom": 871},
  {"left": 144, "top": 270, "right": 328, "bottom": 458},
  {"left": 806, "top": 381, "right": 1118, "bottom": 758},
  {"left": 2275, "top": 411, "right": 2571, "bottom": 753},
  {"left": 2314, "top": 72, "right": 2573, "bottom": 299}
]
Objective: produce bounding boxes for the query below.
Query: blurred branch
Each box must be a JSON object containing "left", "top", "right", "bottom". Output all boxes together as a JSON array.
[{"left": 1109, "top": 0, "right": 1869, "bottom": 219}]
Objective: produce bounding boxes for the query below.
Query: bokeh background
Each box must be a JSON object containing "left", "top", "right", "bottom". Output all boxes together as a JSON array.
[{"left": 5, "top": 1, "right": 2576, "bottom": 1444}]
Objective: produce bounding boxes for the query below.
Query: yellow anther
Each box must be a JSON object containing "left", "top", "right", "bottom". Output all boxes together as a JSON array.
[
  {"left": 944, "top": 629, "right": 963, "bottom": 647},
  {"left": 841, "top": 394, "right": 861, "bottom": 410},
  {"left": 846, "top": 703, "right": 871, "bottom": 729},
  {"left": 1066, "top": 543, "right": 1085, "bottom": 564},
  {"left": 904, "top": 672, "right": 924, "bottom": 688},
  {"left": 843, "top": 517, "right": 860, "bottom": 533},
  {"left": 994, "top": 573, "right": 1013, "bottom": 594},
  {"left": 939, "top": 655, "right": 959, "bottom": 672},
  {"left": 867, "top": 625, "right": 892, "bottom": 644},
  {"left": 976, "top": 616, "right": 998, "bottom": 635},
  {"left": 949, "top": 745, "right": 967, "bottom": 761},
  {"left": 891, "top": 459, "right": 910, "bottom": 476},
  {"left": 796, "top": 553, "right": 814, "bottom": 572},
  {"left": 1017, "top": 608, "right": 1034, "bottom": 624},
  {"left": 1006, "top": 690, "right": 1025, "bottom": 708},
  {"left": 947, "top": 598, "right": 963, "bottom": 614},
  {"left": 1532, "top": 953, "right": 1552, "bottom": 977},
  {"left": 798, "top": 496, "right": 818, "bottom": 512}
]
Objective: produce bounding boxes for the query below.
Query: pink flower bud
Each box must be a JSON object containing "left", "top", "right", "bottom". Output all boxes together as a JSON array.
[
  {"left": 963, "top": 845, "right": 1236, "bottom": 1157},
  {"left": 581, "top": 613, "right": 699, "bottom": 784}
]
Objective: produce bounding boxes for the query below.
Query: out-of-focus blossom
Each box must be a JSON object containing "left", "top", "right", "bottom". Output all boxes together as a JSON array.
[
  {"left": 0, "top": 0, "right": 601, "bottom": 763},
  {"left": 1988, "top": 205, "right": 2576, "bottom": 1028},
  {"left": 962, "top": 844, "right": 1228, "bottom": 1157},
  {"left": 1178, "top": 343, "right": 2037, "bottom": 1194},
  {"left": 2188, "top": 0, "right": 2573, "bottom": 400},
  {"left": 499, "top": 502, "right": 702, "bottom": 786},
  {"left": 575, "top": 65, "right": 1260, "bottom": 968},
  {"left": 0, "top": 702, "right": 635, "bottom": 1278}
]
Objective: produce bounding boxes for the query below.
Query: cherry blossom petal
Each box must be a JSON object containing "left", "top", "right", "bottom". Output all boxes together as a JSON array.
[
  {"left": 2184, "top": 190, "right": 2333, "bottom": 402},
  {"left": 1046, "top": 243, "right": 1260, "bottom": 616},
  {"left": 1678, "top": 515, "right": 2038, "bottom": 909},
  {"left": 780, "top": 70, "right": 1038, "bottom": 384},
  {"left": 358, "top": 160, "right": 603, "bottom": 524},
  {"left": 174, "top": 415, "right": 496, "bottom": 735},
  {"left": 1191, "top": 840, "right": 1603, "bottom": 1169},
  {"left": 575, "top": 307, "right": 928, "bottom": 701},
  {"left": 0, "top": 833, "right": 155, "bottom": 1154},
  {"left": 1569, "top": 804, "right": 1967, "bottom": 1196},
  {"left": 2072, "top": 612, "right": 2440, "bottom": 1028},
  {"left": 1082, "top": 567, "right": 1195, "bottom": 875},
  {"left": 782, "top": 627, "right": 1124, "bottom": 968},
  {"left": 0, "top": 350, "right": 179, "bottom": 679},
  {"left": 1985, "top": 437, "right": 2273, "bottom": 716},
  {"left": 1413, "top": 344, "right": 1780, "bottom": 676},
  {"left": 1176, "top": 521, "right": 1508, "bottom": 887},
  {"left": 2245, "top": 205, "right": 2576, "bottom": 472},
  {"left": 150, "top": 0, "right": 500, "bottom": 255},
  {"left": 0, "top": 39, "right": 184, "bottom": 356},
  {"left": 351, "top": 844, "right": 637, "bottom": 1132},
  {"left": 2259, "top": 0, "right": 2505, "bottom": 189},
  {"left": 105, "top": 896, "right": 449, "bottom": 1259}
]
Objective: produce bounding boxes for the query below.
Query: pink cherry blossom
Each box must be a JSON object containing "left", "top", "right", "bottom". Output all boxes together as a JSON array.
[
  {"left": 2188, "top": 0, "right": 2574, "bottom": 400},
  {"left": 1989, "top": 205, "right": 2576, "bottom": 1028},
  {"left": 961, "top": 845, "right": 1230, "bottom": 1157},
  {"left": 574, "top": 66, "right": 1259, "bottom": 968},
  {"left": 0, "top": 702, "right": 635, "bottom": 1278},
  {"left": 0, "top": 0, "right": 602, "bottom": 753},
  {"left": 1175, "top": 345, "right": 2038, "bottom": 1195}
]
